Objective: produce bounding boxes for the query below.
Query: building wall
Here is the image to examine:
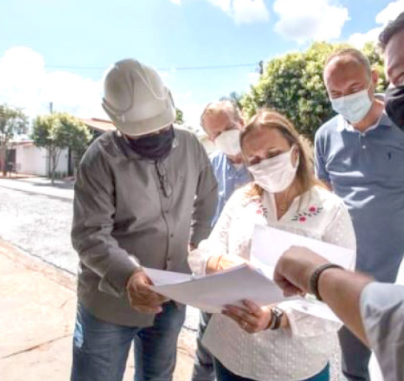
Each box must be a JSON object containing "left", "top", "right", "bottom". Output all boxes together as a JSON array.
[{"left": 15, "top": 145, "right": 69, "bottom": 177}]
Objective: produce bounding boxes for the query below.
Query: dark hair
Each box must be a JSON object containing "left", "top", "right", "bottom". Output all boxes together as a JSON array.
[
  {"left": 379, "top": 12, "right": 404, "bottom": 52},
  {"left": 240, "top": 109, "right": 318, "bottom": 197}
]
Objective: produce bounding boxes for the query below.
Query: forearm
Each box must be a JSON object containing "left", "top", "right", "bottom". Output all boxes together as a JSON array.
[
  {"left": 72, "top": 224, "right": 140, "bottom": 296},
  {"left": 318, "top": 268, "right": 373, "bottom": 345}
]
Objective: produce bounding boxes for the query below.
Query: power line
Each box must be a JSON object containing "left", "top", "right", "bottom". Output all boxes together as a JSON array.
[{"left": 44, "top": 62, "right": 259, "bottom": 72}]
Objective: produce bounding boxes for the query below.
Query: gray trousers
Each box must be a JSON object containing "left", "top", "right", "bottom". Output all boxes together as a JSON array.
[
  {"left": 191, "top": 311, "right": 215, "bottom": 381},
  {"left": 339, "top": 326, "right": 371, "bottom": 381}
]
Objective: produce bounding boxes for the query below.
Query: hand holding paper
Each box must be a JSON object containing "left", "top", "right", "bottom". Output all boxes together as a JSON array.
[{"left": 144, "top": 265, "right": 285, "bottom": 314}]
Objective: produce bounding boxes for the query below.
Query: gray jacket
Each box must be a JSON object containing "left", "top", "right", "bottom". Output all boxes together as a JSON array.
[{"left": 71, "top": 127, "right": 218, "bottom": 326}]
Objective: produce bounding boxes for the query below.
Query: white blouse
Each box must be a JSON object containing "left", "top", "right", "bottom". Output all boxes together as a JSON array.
[{"left": 188, "top": 185, "right": 356, "bottom": 381}]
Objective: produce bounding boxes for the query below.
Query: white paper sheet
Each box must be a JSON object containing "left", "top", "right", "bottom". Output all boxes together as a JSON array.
[
  {"left": 285, "top": 299, "right": 342, "bottom": 323},
  {"left": 248, "top": 225, "right": 354, "bottom": 322},
  {"left": 144, "top": 265, "right": 286, "bottom": 313},
  {"left": 250, "top": 224, "right": 355, "bottom": 270},
  {"left": 144, "top": 268, "right": 193, "bottom": 286},
  {"left": 144, "top": 265, "right": 341, "bottom": 322}
]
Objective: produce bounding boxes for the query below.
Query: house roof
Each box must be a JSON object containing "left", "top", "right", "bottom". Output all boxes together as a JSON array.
[
  {"left": 80, "top": 118, "right": 116, "bottom": 133},
  {"left": 11, "top": 141, "right": 34, "bottom": 147}
]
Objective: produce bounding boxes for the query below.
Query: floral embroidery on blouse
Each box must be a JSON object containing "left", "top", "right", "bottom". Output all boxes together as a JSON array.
[
  {"left": 292, "top": 205, "right": 324, "bottom": 222},
  {"left": 254, "top": 197, "right": 269, "bottom": 219}
]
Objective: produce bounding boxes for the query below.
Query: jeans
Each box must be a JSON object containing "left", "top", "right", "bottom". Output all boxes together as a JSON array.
[
  {"left": 70, "top": 301, "right": 186, "bottom": 381},
  {"left": 191, "top": 311, "right": 215, "bottom": 381},
  {"left": 339, "top": 326, "right": 371, "bottom": 381},
  {"left": 214, "top": 359, "right": 330, "bottom": 381}
]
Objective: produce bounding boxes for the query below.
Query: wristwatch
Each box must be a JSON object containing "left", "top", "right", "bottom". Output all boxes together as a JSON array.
[
  {"left": 309, "top": 263, "right": 344, "bottom": 301},
  {"left": 268, "top": 307, "right": 284, "bottom": 330}
]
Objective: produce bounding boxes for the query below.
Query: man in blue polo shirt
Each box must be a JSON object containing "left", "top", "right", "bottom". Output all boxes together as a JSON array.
[
  {"left": 191, "top": 100, "right": 252, "bottom": 381},
  {"left": 315, "top": 48, "right": 404, "bottom": 381}
]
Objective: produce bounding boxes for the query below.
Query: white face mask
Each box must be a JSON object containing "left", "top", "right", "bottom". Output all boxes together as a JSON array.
[
  {"left": 214, "top": 129, "right": 241, "bottom": 157},
  {"left": 248, "top": 146, "right": 299, "bottom": 193},
  {"left": 330, "top": 87, "right": 373, "bottom": 124}
]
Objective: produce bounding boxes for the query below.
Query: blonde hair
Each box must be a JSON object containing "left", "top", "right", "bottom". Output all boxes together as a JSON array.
[{"left": 240, "top": 109, "right": 318, "bottom": 197}]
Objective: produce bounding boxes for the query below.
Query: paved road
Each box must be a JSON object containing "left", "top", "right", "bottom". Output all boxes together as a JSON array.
[
  {"left": 0, "top": 178, "right": 389, "bottom": 380},
  {"left": 0, "top": 180, "right": 199, "bottom": 331}
]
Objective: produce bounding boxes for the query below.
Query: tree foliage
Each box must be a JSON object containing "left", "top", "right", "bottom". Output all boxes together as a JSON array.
[
  {"left": 175, "top": 108, "right": 184, "bottom": 124},
  {"left": 241, "top": 42, "right": 387, "bottom": 140},
  {"left": 32, "top": 113, "right": 91, "bottom": 184},
  {"left": 0, "top": 105, "right": 28, "bottom": 175}
]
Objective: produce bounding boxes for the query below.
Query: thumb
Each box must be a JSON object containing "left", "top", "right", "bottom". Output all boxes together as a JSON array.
[{"left": 137, "top": 272, "right": 154, "bottom": 287}]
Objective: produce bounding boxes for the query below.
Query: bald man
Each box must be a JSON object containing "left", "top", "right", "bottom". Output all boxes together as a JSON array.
[{"left": 314, "top": 48, "right": 404, "bottom": 381}]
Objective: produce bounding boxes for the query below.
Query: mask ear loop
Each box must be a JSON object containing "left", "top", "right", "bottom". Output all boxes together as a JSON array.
[{"left": 290, "top": 144, "right": 300, "bottom": 169}]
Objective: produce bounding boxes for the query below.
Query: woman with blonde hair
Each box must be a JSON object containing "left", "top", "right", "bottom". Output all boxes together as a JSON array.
[{"left": 188, "top": 109, "right": 356, "bottom": 381}]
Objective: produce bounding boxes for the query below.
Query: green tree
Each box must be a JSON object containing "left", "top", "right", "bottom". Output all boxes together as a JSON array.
[
  {"left": 58, "top": 114, "right": 92, "bottom": 171},
  {"left": 32, "top": 113, "right": 91, "bottom": 184},
  {"left": 0, "top": 105, "right": 28, "bottom": 176},
  {"left": 241, "top": 42, "right": 386, "bottom": 140},
  {"left": 175, "top": 108, "right": 184, "bottom": 124}
]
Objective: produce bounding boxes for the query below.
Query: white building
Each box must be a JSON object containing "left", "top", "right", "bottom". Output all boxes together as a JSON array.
[
  {"left": 11, "top": 140, "right": 69, "bottom": 177},
  {"left": 8, "top": 119, "right": 216, "bottom": 177}
]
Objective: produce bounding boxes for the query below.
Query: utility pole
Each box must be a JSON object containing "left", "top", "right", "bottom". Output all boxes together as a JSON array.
[
  {"left": 258, "top": 60, "right": 264, "bottom": 75},
  {"left": 49, "top": 102, "right": 53, "bottom": 114}
]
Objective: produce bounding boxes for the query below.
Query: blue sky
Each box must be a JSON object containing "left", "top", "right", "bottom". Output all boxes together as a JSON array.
[{"left": 0, "top": 0, "right": 403, "bottom": 126}]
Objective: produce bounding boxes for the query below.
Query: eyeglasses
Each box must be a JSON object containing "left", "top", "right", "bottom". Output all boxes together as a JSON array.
[{"left": 155, "top": 161, "right": 173, "bottom": 198}]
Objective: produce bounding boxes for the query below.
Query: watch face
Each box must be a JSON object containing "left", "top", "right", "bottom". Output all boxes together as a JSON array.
[
  {"left": 269, "top": 307, "right": 284, "bottom": 330},
  {"left": 272, "top": 307, "right": 284, "bottom": 317}
]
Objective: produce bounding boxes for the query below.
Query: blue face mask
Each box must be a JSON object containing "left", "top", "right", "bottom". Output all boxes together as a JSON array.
[
  {"left": 331, "top": 87, "right": 373, "bottom": 124},
  {"left": 126, "top": 126, "right": 175, "bottom": 160}
]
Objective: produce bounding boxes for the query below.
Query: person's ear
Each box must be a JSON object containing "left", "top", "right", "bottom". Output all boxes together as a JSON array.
[
  {"left": 292, "top": 146, "right": 299, "bottom": 166},
  {"left": 239, "top": 118, "right": 245, "bottom": 129}
]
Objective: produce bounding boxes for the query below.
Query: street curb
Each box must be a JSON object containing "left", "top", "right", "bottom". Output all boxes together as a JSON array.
[{"left": 0, "top": 239, "right": 76, "bottom": 292}]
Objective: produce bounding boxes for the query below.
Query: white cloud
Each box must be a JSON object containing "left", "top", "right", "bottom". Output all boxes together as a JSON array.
[
  {"left": 349, "top": 27, "right": 383, "bottom": 48},
  {"left": 174, "top": 92, "right": 205, "bottom": 130},
  {"left": 247, "top": 71, "right": 260, "bottom": 85},
  {"left": 377, "top": 0, "right": 404, "bottom": 25},
  {"left": 169, "top": 0, "right": 181, "bottom": 4},
  {"left": 349, "top": 0, "right": 404, "bottom": 47},
  {"left": 207, "top": 0, "right": 269, "bottom": 24},
  {"left": 273, "top": 0, "right": 349, "bottom": 44},
  {"left": 232, "top": 0, "right": 269, "bottom": 24},
  {"left": 0, "top": 47, "right": 106, "bottom": 120}
]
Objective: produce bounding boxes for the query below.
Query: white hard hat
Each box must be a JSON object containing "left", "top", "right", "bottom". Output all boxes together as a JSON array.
[{"left": 102, "top": 59, "right": 176, "bottom": 137}]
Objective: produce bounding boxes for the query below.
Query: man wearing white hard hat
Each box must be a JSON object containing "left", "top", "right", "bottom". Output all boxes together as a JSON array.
[
  {"left": 70, "top": 59, "right": 218, "bottom": 381},
  {"left": 191, "top": 100, "right": 251, "bottom": 381}
]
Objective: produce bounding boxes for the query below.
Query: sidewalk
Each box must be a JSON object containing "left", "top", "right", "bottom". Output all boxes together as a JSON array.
[
  {"left": 0, "top": 240, "right": 195, "bottom": 381},
  {"left": 0, "top": 177, "right": 74, "bottom": 200}
]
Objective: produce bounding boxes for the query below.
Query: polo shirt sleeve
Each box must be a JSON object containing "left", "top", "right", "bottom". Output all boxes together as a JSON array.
[
  {"left": 314, "top": 131, "right": 331, "bottom": 184},
  {"left": 360, "top": 282, "right": 404, "bottom": 380}
]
